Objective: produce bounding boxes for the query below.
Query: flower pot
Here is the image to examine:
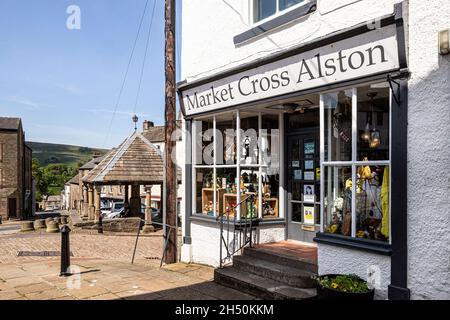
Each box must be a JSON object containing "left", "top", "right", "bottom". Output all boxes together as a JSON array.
[{"left": 316, "top": 274, "right": 375, "bottom": 301}]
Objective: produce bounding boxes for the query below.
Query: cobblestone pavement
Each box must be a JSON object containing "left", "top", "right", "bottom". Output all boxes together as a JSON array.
[
  {"left": 0, "top": 229, "right": 164, "bottom": 264},
  {"left": 0, "top": 259, "right": 255, "bottom": 300},
  {"left": 0, "top": 228, "right": 255, "bottom": 300}
]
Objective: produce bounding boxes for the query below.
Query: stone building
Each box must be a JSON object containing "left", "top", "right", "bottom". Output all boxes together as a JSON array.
[
  {"left": 64, "top": 119, "right": 184, "bottom": 218},
  {"left": 0, "top": 117, "right": 33, "bottom": 220}
]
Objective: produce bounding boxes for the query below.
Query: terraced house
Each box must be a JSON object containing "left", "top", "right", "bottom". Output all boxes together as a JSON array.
[
  {"left": 0, "top": 117, "right": 33, "bottom": 220},
  {"left": 178, "top": 0, "right": 450, "bottom": 299}
]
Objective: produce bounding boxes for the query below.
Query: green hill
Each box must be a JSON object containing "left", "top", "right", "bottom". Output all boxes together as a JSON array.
[{"left": 27, "top": 141, "right": 108, "bottom": 167}]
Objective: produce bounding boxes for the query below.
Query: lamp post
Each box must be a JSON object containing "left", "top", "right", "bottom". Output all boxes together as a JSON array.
[{"left": 133, "top": 114, "right": 139, "bottom": 131}]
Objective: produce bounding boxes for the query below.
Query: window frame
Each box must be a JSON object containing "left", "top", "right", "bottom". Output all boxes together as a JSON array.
[
  {"left": 251, "top": 0, "right": 307, "bottom": 25},
  {"left": 192, "top": 110, "right": 283, "bottom": 220},
  {"left": 319, "top": 84, "right": 392, "bottom": 244}
]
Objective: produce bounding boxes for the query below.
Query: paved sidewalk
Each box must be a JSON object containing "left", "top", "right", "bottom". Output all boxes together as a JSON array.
[
  {"left": 0, "top": 231, "right": 164, "bottom": 264},
  {"left": 0, "top": 259, "right": 254, "bottom": 300}
]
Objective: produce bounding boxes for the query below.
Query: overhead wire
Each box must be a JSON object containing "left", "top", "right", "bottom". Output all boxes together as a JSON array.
[
  {"left": 133, "top": 0, "right": 157, "bottom": 115},
  {"left": 103, "top": 0, "right": 150, "bottom": 148}
]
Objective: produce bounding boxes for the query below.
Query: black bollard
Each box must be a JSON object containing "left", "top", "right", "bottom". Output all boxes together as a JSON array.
[
  {"left": 60, "top": 225, "right": 71, "bottom": 277},
  {"left": 98, "top": 214, "right": 103, "bottom": 234}
]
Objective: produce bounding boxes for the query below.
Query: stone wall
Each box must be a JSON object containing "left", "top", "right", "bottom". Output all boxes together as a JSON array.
[
  {"left": 72, "top": 217, "right": 141, "bottom": 233},
  {"left": 0, "top": 130, "right": 19, "bottom": 219}
]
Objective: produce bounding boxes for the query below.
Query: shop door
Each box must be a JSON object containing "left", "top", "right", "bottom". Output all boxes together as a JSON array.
[
  {"left": 287, "top": 132, "right": 320, "bottom": 242},
  {"left": 8, "top": 198, "right": 17, "bottom": 218}
]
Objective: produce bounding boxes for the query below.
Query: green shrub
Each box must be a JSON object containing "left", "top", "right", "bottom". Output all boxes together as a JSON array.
[{"left": 315, "top": 274, "right": 371, "bottom": 293}]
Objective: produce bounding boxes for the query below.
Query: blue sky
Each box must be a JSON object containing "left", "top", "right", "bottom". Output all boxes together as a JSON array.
[{"left": 0, "top": 0, "right": 181, "bottom": 149}]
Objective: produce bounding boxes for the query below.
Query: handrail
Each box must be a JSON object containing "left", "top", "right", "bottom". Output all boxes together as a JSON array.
[{"left": 217, "top": 193, "right": 260, "bottom": 268}]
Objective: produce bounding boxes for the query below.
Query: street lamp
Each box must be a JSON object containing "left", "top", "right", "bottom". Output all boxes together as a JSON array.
[{"left": 132, "top": 114, "right": 139, "bottom": 131}]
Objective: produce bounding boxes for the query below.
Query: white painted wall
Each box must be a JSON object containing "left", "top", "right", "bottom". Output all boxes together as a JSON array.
[
  {"left": 318, "top": 244, "right": 391, "bottom": 299},
  {"left": 406, "top": 0, "right": 450, "bottom": 300},
  {"left": 181, "top": 0, "right": 402, "bottom": 82},
  {"left": 184, "top": 221, "right": 285, "bottom": 267}
]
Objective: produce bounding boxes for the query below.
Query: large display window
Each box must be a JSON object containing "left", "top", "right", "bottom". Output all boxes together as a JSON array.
[
  {"left": 192, "top": 111, "right": 282, "bottom": 220},
  {"left": 321, "top": 84, "right": 391, "bottom": 243}
]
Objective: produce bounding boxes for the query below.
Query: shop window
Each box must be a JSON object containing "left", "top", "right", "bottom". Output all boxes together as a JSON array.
[
  {"left": 321, "top": 85, "right": 391, "bottom": 243},
  {"left": 253, "top": 0, "right": 305, "bottom": 23},
  {"left": 262, "top": 168, "right": 279, "bottom": 219},
  {"left": 240, "top": 114, "right": 259, "bottom": 165},
  {"left": 357, "top": 87, "right": 390, "bottom": 161},
  {"left": 193, "top": 117, "right": 214, "bottom": 166},
  {"left": 195, "top": 168, "right": 214, "bottom": 216},
  {"left": 323, "top": 90, "right": 352, "bottom": 162},
  {"left": 261, "top": 114, "right": 280, "bottom": 168},
  {"left": 216, "top": 113, "right": 237, "bottom": 165},
  {"left": 323, "top": 166, "right": 352, "bottom": 236},
  {"left": 192, "top": 111, "right": 281, "bottom": 219}
]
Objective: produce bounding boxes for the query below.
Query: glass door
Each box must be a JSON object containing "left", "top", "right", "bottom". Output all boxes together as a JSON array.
[{"left": 287, "top": 132, "right": 321, "bottom": 242}]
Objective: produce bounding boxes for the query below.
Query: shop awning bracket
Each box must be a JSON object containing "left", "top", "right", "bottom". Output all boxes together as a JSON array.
[{"left": 387, "top": 75, "right": 401, "bottom": 105}]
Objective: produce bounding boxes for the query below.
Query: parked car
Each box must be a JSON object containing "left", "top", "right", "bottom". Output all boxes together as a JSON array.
[
  {"left": 108, "top": 205, "right": 162, "bottom": 227},
  {"left": 102, "top": 202, "right": 124, "bottom": 218}
]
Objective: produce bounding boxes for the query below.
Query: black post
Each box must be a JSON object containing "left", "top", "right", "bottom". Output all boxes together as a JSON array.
[
  {"left": 98, "top": 214, "right": 103, "bottom": 234},
  {"left": 60, "top": 225, "right": 71, "bottom": 277}
]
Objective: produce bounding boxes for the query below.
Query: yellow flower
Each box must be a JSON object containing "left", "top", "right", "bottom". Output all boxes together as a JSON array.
[{"left": 331, "top": 283, "right": 338, "bottom": 289}]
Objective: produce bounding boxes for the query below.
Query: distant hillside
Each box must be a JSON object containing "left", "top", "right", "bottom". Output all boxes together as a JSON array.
[{"left": 27, "top": 141, "right": 108, "bottom": 167}]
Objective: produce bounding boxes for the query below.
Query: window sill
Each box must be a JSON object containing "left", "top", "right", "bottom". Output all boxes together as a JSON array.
[
  {"left": 234, "top": 0, "right": 317, "bottom": 45},
  {"left": 313, "top": 232, "right": 392, "bottom": 256},
  {"left": 189, "top": 214, "right": 285, "bottom": 226}
]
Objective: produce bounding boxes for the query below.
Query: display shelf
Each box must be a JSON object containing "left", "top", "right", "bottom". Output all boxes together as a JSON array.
[
  {"left": 201, "top": 188, "right": 225, "bottom": 215},
  {"left": 222, "top": 193, "right": 254, "bottom": 218},
  {"left": 262, "top": 197, "right": 279, "bottom": 218}
]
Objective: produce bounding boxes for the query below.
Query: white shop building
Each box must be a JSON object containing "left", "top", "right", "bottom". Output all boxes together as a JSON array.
[{"left": 178, "top": 0, "right": 450, "bottom": 300}]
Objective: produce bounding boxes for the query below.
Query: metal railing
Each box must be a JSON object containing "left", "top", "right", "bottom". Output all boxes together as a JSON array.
[
  {"left": 217, "top": 194, "right": 261, "bottom": 269},
  {"left": 131, "top": 218, "right": 179, "bottom": 268}
]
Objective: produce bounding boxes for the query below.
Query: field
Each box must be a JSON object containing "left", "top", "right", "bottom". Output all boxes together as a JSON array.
[{"left": 27, "top": 141, "right": 108, "bottom": 167}]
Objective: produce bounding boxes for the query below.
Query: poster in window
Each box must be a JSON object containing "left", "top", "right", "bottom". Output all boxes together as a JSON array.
[
  {"left": 304, "top": 171, "right": 314, "bottom": 181},
  {"left": 294, "top": 170, "right": 302, "bottom": 180},
  {"left": 303, "top": 206, "right": 315, "bottom": 226},
  {"left": 305, "top": 160, "right": 314, "bottom": 170},
  {"left": 303, "top": 185, "right": 315, "bottom": 203},
  {"left": 304, "top": 141, "right": 315, "bottom": 155}
]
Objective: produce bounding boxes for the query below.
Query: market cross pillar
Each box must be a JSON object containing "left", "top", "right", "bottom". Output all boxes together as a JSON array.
[
  {"left": 129, "top": 184, "right": 141, "bottom": 217},
  {"left": 88, "top": 184, "right": 95, "bottom": 220},
  {"left": 142, "top": 186, "right": 155, "bottom": 234},
  {"left": 94, "top": 185, "right": 102, "bottom": 223}
]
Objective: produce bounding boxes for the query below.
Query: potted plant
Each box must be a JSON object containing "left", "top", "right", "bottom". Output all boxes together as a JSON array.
[{"left": 314, "top": 274, "right": 374, "bottom": 300}]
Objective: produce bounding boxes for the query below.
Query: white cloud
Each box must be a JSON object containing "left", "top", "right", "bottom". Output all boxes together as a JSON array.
[
  {"left": 6, "top": 95, "right": 46, "bottom": 110},
  {"left": 57, "top": 84, "right": 85, "bottom": 96},
  {"left": 84, "top": 107, "right": 150, "bottom": 119}
]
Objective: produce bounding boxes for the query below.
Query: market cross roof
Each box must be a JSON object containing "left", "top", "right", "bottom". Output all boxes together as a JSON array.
[{"left": 82, "top": 131, "right": 178, "bottom": 185}]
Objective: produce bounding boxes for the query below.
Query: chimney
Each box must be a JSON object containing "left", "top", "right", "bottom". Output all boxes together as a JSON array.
[
  {"left": 143, "top": 120, "right": 154, "bottom": 131},
  {"left": 92, "top": 152, "right": 102, "bottom": 159}
]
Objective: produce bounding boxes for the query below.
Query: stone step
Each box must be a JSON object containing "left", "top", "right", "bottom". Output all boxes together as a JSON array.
[
  {"left": 214, "top": 267, "right": 317, "bottom": 300},
  {"left": 243, "top": 247, "right": 318, "bottom": 273},
  {"left": 232, "top": 255, "right": 316, "bottom": 288}
]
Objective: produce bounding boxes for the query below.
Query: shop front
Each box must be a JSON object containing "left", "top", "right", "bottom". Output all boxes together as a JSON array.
[{"left": 179, "top": 5, "right": 408, "bottom": 298}]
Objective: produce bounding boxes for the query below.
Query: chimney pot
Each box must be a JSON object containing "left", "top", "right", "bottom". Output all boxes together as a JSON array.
[{"left": 143, "top": 120, "right": 154, "bottom": 131}]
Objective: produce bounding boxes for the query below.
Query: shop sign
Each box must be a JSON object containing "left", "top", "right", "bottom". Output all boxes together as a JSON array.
[{"left": 182, "top": 25, "right": 399, "bottom": 116}]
